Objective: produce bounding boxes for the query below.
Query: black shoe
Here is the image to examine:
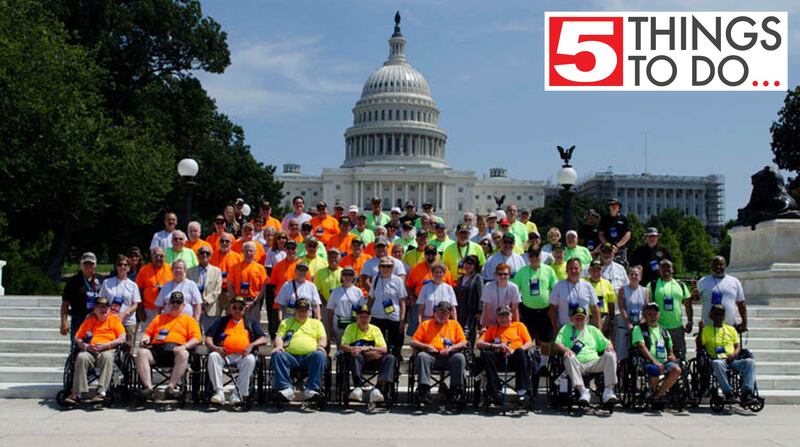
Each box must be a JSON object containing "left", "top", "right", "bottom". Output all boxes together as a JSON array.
[
  {"left": 723, "top": 392, "right": 737, "bottom": 404},
  {"left": 740, "top": 391, "right": 756, "bottom": 406},
  {"left": 416, "top": 385, "right": 432, "bottom": 405},
  {"left": 136, "top": 388, "right": 154, "bottom": 401},
  {"left": 448, "top": 386, "right": 464, "bottom": 403},
  {"left": 518, "top": 391, "right": 530, "bottom": 406},
  {"left": 490, "top": 392, "right": 504, "bottom": 406},
  {"left": 164, "top": 387, "right": 180, "bottom": 400}
]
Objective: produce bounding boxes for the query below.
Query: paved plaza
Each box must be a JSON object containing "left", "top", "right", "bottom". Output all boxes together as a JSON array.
[{"left": 0, "top": 398, "right": 796, "bottom": 447}]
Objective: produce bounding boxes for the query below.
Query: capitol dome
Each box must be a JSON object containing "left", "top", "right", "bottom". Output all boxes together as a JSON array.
[{"left": 342, "top": 12, "right": 448, "bottom": 169}]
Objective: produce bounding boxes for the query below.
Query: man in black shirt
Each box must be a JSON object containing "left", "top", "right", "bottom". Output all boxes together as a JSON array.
[
  {"left": 599, "top": 198, "right": 631, "bottom": 265},
  {"left": 628, "top": 227, "right": 672, "bottom": 286},
  {"left": 399, "top": 200, "right": 418, "bottom": 226},
  {"left": 578, "top": 209, "right": 601, "bottom": 254},
  {"left": 60, "top": 252, "right": 103, "bottom": 343}
]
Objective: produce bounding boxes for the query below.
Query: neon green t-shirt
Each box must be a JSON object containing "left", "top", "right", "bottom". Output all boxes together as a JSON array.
[
  {"left": 340, "top": 323, "right": 387, "bottom": 348},
  {"left": 277, "top": 317, "right": 326, "bottom": 356},
  {"left": 700, "top": 324, "right": 739, "bottom": 359},
  {"left": 297, "top": 242, "right": 327, "bottom": 260},
  {"left": 556, "top": 324, "right": 609, "bottom": 364},
  {"left": 509, "top": 221, "right": 529, "bottom": 247},
  {"left": 350, "top": 228, "right": 375, "bottom": 245},
  {"left": 651, "top": 278, "right": 690, "bottom": 330},
  {"left": 565, "top": 245, "right": 592, "bottom": 269},
  {"left": 631, "top": 324, "right": 672, "bottom": 362},
  {"left": 551, "top": 261, "right": 567, "bottom": 280},
  {"left": 165, "top": 248, "right": 198, "bottom": 269},
  {"left": 512, "top": 264, "right": 558, "bottom": 309},
  {"left": 313, "top": 267, "right": 341, "bottom": 302},
  {"left": 366, "top": 213, "right": 390, "bottom": 231},
  {"left": 300, "top": 255, "right": 328, "bottom": 279},
  {"left": 441, "top": 241, "right": 486, "bottom": 277},
  {"left": 403, "top": 249, "right": 426, "bottom": 268},
  {"left": 429, "top": 237, "right": 453, "bottom": 254},
  {"left": 586, "top": 278, "right": 616, "bottom": 314}
]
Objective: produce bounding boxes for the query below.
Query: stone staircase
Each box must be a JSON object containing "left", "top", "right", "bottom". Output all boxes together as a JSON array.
[{"left": 1, "top": 295, "right": 799, "bottom": 403}]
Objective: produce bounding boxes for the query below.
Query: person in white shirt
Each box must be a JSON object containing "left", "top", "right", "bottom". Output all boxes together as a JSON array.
[
  {"left": 595, "top": 243, "right": 629, "bottom": 291},
  {"left": 281, "top": 195, "right": 312, "bottom": 231},
  {"left": 548, "top": 258, "right": 600, "bottom": 334},
  {"left": 155, "top": 259, "right": 202, "bottom": 321},
  {"left": 276, "top": 262, "right": 322, "bottom": 321},
  {"left": 99, "top": 254, "right": 141, "bottom": 344},
  {"left": 149, "top": 212, "right": 177, "bottom": 250},
  {"left": 480, "top": 263, "right": 521, "bottom": 327},
  {"left": 417, "top": 263, "right": 458, "bottom": 322},
  {"left": 368, "top": 257, "right": 408, "bottom": 358},
  {"left": 325, "top": 266, "right": 367, "bottom": 343},
  {"left": 694, "top": 256, "right": 748, "bottom": 329},
  {"left": 482, "top": 233, "right": 527, "bottom": 281},
  {"left": 361, "top": 237, "right": 406, "bottom": 285}
]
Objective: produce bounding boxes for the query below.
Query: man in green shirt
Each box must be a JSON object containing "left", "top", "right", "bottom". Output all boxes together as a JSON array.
[
  {"left": 506, "top": 204, "right": 529, "bottom": 248},
  {"left": 513, "top": 247, "right": 558, "bottom": 370},
  {"left": 550, "top": 244, "right": 567, "bottom": 280},
  {"left": 565, "top": 230, "right": 592, "bottom": 270},
  {"left": 649, "top": 259, "right": 692, "bottom": 360},
  {"left": 340, "top": 305, "right": 395, "bottom": 404},
  {"left": 555, "top": 306, "right": 618, "bottom": 406},
  {"left": 632, "top": 303, "right": 682, "bottom": 402},
  {"left": 351, "top": 215, "right": 376, "bottom": 246},
  {"left": 314, "top": 248, "right": 342, "bottom": 303},
  {"left": 442, "top": 223, "right": 485, "bottom": 278},
  {"left": 366, "top": 197, "right": 390, "bottom": 231},
  {"left": 271, "top": 299, "right": 328, "bottom": 403},
  {"left": 429, "top": 222, "right": 453, "bottom": 255}
]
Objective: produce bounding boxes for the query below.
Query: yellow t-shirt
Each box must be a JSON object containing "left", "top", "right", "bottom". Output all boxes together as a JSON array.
[
  {"left": 277, "top": 317, "right": 326, "bottom": 356},
  {"left": 586, "top": 278, "right": 616, "bottom": 314},
  {"left": 701, "top": 324, "right": 739, "bottom": 359},
  {"left": 340, "top": 323, "right": 387, "bottom": 348}
]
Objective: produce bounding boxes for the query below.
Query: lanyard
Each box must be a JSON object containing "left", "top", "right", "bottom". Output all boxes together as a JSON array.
[
  {"left": 571, "top": 325, "right": 584, "bottom": 344},
  {"left": 83, "top": 274, "right": 97, "bottom": 293},
  {"left": 496, "top": 282, "right": 509, "bottom": 309},
  {"left": 457, "top": 242, "right": 470, "bottom": 260}
]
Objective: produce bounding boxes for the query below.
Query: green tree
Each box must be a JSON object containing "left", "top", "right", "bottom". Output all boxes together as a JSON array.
[
  {"left": 678, "top": 217, "right": 715, "bottom": 274},
  {"left": 770, "top": 86, "right": 800, "bottom": 197},
  {"left": 531, "top": 194, "right": 607, "bottom": 236}
]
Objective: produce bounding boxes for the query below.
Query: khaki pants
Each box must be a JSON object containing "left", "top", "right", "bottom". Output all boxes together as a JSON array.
[
  {"left": 563, "top": 351, "right": 617, "bottom": 389},
  {"left": 124, "top": 324, "right": 136, "bottom": 346},
  {"left": 72, "top": 350, "right": 115, "bottom": 395}
]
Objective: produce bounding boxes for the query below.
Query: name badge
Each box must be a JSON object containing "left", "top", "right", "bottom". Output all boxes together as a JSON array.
[
  {"left": 285, "top": 330, "right": 294, "bottom": 345},
  {"left": 587, "top": 240, "right": 595, "bottom": 250},
  {"left": 84, "top": 331, "right": 93, "bottom": 344},
  {"left": 442, "top": 337, "right": 453, "bottom": 348},
  {"left": 221, "top": 272, "right": 228, "bottom": 279},
  {"left": 656, "top": 340, "right": 667, "bottom": 358},
  {"left": 156, "top": 329, "right": 169, "bottom": 341},
  {"left": 530, "top": 278, "right": 540, "bottom": 296},
  {"left": 630, "top": 311, "right": 641, "bottom": 324},
  {"left": 351, "top": 303, "right": 360, "bottom": 318},
  {"left": 241, "top": 281, "right": 250, "bottom": 290},
  {"left": 650, "top": 259, "right": 659, "bottom": 272},
  {"left": 571, "top": 340, "right": 585, "bottom": 354},
  {"left": 494, "top": 338, "right": 501, "bottom": 344},
  {"left": 664, "top": 296, "right": 674, "bottom": 311},
  {"left": 712, "top": 290, "right": 723, "bottom": 305},
  {"left": 610, "top": 227, "right": 618, "bottom": 239},
  {"left": 86, "top": 291, "right": 97, "bottom": 309},
  {"left": 598, "top": 296, "right": 604, "bottom": 309},
  {"left": 111, "top": 296, "right": 124, "bottom": 313},
  {"left": 382, "top": 299, "right": 395, "bottom": 315}
]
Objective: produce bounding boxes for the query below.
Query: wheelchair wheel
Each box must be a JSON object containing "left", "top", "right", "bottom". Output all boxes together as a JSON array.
[
  {"left": 748, "top": 396, "right": 765, "bottom": 412},
  {"left": 685, "top": 358, "right": 703, "bottom": 407},
  {"left": 56, "top": 390, "right": 70, "bottom": 407},
  {"left": 709, "top": 393, "right": 725, "bottom": 413}
]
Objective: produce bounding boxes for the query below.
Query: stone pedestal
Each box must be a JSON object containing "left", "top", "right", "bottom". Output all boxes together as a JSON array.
[
  {"left": 0, "top": 260, "right": 5, "bottom": 295},
  {"left": 728, "top": 219, "right": 800, "bottom": 300}
]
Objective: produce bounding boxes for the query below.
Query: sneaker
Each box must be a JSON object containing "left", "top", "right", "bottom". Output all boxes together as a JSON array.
[
  {"left": 602, "top": 388, "right": 618, "bottom": 405},
  {"left": 303, "top": 389, "right": 319, "bottom": 401},
  {"left": 96, "top": 387, "right": 107, "bottom": 398},
  {"left": 348, "top": 387, "right": 363, "bottom": 402},
  {"left": 578, "top": 388, "right": 591, "bottom": 406},
  {"left": 136, "top": 387, "right": 155, "bottom": 401},
  {"left": 211, "top": 391, "right": 225, "bottom": 405},
  {"left": 278, "top": 388, "right": 294, "bottom": 402},
  {"left": 369, "top": 388, "right": 384, "bottom": 404},
  {"left": 723, "top": 391, "right": 737, "bottom": 404},
  {"left": 229, "top": 393, "right": 242, "bottom": 406},
  {"left": 740, "top": 391, "right": 756, "bottom": 406}
]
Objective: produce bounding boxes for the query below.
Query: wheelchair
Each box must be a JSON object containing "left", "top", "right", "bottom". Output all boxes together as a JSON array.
[
  {"left": 56, "top": 345, "right": 132, "bottom": 408},
  {"left": 406, "top": 348, "right": 476, "bottom": 412},
  {"left": 686, "top": 349, "right": 765, "bottom": 413},
  {"left": 264, "top": 352, "right": 332, "bottom": 410},
  {"left": 473, "top": 347, "right": 541, "bottom": 414},
  {"left": 615, "top": 349, "right": 690, "bottom": 412},
  {"left": 334, "top": 350, "right": 400, "bottom": 411},
  {"left": 129, "top": 346, "right": 202, "bottom": 408},
  {"left": 197, "top": 346, "right": 264, "bottom": 410},
  {"left": 546, "top": 351, "right": 615, "bottom": 413}
]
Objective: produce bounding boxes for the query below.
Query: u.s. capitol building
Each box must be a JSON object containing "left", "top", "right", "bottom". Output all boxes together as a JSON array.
[{"left": 277, "top": 14, "right": 546, "bottom": 224}]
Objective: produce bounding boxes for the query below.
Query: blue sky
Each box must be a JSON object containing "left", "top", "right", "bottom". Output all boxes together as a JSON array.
[{"left": 197, "top": 0, "right": 800, "bottom": 220}]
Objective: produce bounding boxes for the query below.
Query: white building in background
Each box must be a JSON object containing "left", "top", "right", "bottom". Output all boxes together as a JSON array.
[{"left": 277, "top": 14, "right": 545, "bottom": 224}]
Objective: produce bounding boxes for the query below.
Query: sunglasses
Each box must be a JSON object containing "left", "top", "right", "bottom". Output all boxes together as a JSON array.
[
  {"left": 496, "top": 272, "right": 510, "bottom": 276},
  {"left": 172, "top": 237, "right": 184, "bottom": 241},
  {"left": 198, "top": 251, "right": 211, "bottom": 256},
  {"left": 230, "top": 305, "right": 245, "bottom": 311},
  {"left": 169, "top": 301, "right": 183, "bottom": 305},
  {"left": 215, "top": 220, "right": 225, "bottom": 224},
  {"left": 153, "top": 254, "right": 165, "bottom": 259},
  {"left": 219, "top": 240, "right": 231, "bottom": 244},
  {"left": 380, "top": 264, "right": 394, "bottom": 268}
]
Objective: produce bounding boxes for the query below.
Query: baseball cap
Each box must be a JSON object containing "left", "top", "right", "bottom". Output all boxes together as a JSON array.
[
  {"left": 334, "top": 200, "right": 344, "bottom": 209},
  {"left": 608, "top": 198, "right": 621, "bottom": 206},
  {"left": 169, "top": 291, "right": 185, "bottom": 304},
  {"left": 710, "top": 304, "right": 726, "bottom": 314},
  {"left": 422, "top": 202, "right": 433, "bottom": 208},
  {"left": 487, "top": 211, "right": 497, "bottom": 219},
  {"left": 498, "top": 218, "right": 510, "bottom": 226},
  {"left": 351, "top": 237, "right": 364, "bottom": 246},
  {"left": 391, "top": 207, "right": 401, "bottom": 214},
  {"left": 599, "top": 242, "right": 614, "bottom": 252},
  {"left": 327, "top": 247, "right": 341, "bottom": 256},
  {"left": 341, "top": 266, "right": 356, "bottom": 275},
  {"left": 348, "top": 205, "right": 359, "bottom": 213},
  {"left": 456, "top": 223, "right": 470, "bottom": 233},
  {"left": 570, "top": 306, "right": 587, "bottom": 317},
  {"left": 261, "top": 200, "right": 272, "bottom": 209},
  {"left": 590, "top": 259, "right": 603, "bottom": 269},
  {"left": 424, "top": 244, "right": 438, "bottom": 255},
  {"left": 374, "top": 237, "right": 389, "bottom": 247},
  {"left": 301, "top": 222, "right": 313, "bottom": 231},
  {"left": 644, "top": 302, "right": 660, "bottom": 312},
  {"left": 296, "top": 261, "right": 309, "bottom": 271},
  {"left": 231, "top": 296, "right": 247, "bottom": 304},
  {"left": 80, "top": 252, "right": 97, "bottom": 264},
  {"left": 316, "top": 201, "right": 327, "bottom": 208},
  {"left": 339, "top": 216, "right": 351, "bottom": 226},
  {"left": 235, "top": 198, "right": 244, "bottom": 205},
  {"left": 496, "top": 305, "right": 512, "bottom": 315},
  {"left": 95, "top": 296, "right": 110, "bottom": 306},
  {"left": 434, "top": 222, "right": 446, "bottom": 230},
  {"left": 295, "top": 299, "right": 311, "bottom": 310},
  {"left": 566, "top": 230, "right": 578, "bottom": 238},
  {"left": 405, "top": 200, "right": 416, "bottom": 207},
  {"left": 371, "top": 196, "right": 382, "bottom": 203},
  {"left": 502, "top": 233, "right": 515, "bottom": 242},
  {"left": 356, "top": 304, "right": 371, "bottom": 315},
  {"left": 434, "top": 301, "right": 453, "bottom": 312},
  {"left": 285, "top": 240, "right": 298, "bottom": 249},
  {"left": 645, "top": 227, "right": 660, "bottom": 237}
]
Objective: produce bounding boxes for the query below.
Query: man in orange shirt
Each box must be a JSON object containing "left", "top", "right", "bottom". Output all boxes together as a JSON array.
[
  {"left": 205, "top": 296, "right": 268, "bottom": 405},
  {"left": 310, "top": 201, "right": 339, "bottom": 246},
  {"left": 136, "top": 291, "right": 202, "bottom": 400},
  {"left": 475, "top": 305, "right": 535, "bottom": 406},
  {"left": 286, "top": 218, "right": 304, "bottom": 244},
  {"left": 186, "top": 221, "right": 213, "bottom": 255},
  {"left": 210, "top": 232, "right": 243, "bottom": 291},
  {"left": 232, "top": 223, "right": 267, "bottom": 264},
  {"left": 410, "top": 301, "right": 467, "bottom": 406},
  {"left": 206, "top": 215, "right": 227, "bottom": 250},
  {"left": 406, "top": 244, "right": 455, "bottom": 298},
  {"left": 328, "top": 217, "right": 356, "bottom": 257},
  {"left": 340, "top": 238, "right": 372, "bottom": 276},
  {"left": 256, "top": 200, "right": 282, "bottom": 233},
  {"left": 228, "top": 241, "right": 269, "bottom": 323},
  {"left": 63, "top": 297, "right": 126, "bottom": 404},
  {"left": 135, "top": 247, "right": 173, "bottom": 325}
]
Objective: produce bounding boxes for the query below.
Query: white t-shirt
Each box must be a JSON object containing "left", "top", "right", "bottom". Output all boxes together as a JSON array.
[
  {"left": 155, "top": 279, "right": 202, "bottom": 318},
  {"left": 481, "top": 281, "right": 522, "bottom": 326},
  {"left": 360, "top": 256, "right": 406, "bottom": 280},
  {"left": 698, "top": 274, "right": 745, "bottom": 326},
  {"left": 326, "top": 285, "right": 366, "bottom": 329},
  {"left": 482, "top": 252, "right": 527, "bottom": 281},
  {"left": 281, "top": 212, "right": 312, "bottom": 231},
  {"left": 369, "top": 275, "right": 407, "bottom": 321},
  {"left": 99, "top": 276, "right": 141, "bottom": 326},
  {"left": 417, "top": 282, "right": 458, "bottom": 318},
  {"left": 150, "top": 230, "right": 173, "bottom": 250},
  {"left": 548, "top": 279, "right": 598, "bottom": 327},
  {"left": 276, "top": 280, "right": 322, "bottom": 318},
  {"left": 266, "top": 249, "right": 286, "bottom": 268}
]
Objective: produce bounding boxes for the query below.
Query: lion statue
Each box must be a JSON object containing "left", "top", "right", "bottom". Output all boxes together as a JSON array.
[{"left": 736, "top": 166, "right": 800, "bottom": 228}]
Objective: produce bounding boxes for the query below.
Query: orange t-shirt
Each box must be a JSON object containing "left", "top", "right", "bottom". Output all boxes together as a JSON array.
[
  {"left": 406, "top": 263, "right": 455, "bottom": 296},
  {"left": 210, "top": 250, "right": 243, "bottom": 287},
  {"left": 310, "top": 215, "right": 339, "bottom": 245},
  {"left": 288, "top": 233, "right": 303, "bottom": 244},
  {"left": 185, "top": 238, "right": 212, "bottom": 255},
  {"left": 220, "top": 319, "right": 251, "bottom": 354},
  {"left": 135, "top": 263, "right": 174, "bottom": 310},
  {"left": 231, "top": 238, "right": 267, "bottom": 264},
  {"left": 145, "top": 313, "right": 202, "bottom": 345},
  {"left": 328, "top": 232, "right": 356, "bottom": 257},
  {"left": 260, "top": 216, "right": 282, "bottom": 233},
  {"left": 340, "top": 252, "right": 372, "bottom": 275},
  {"left": 481, "top": 322, "right": 532, "bottom": 351},
  {"left": 76, "top": 314, "right": 126, "bottom": 344},
  {"left": 365, "top": 242, "right": 394, "bottom": 257},
  {"left": 268, "top": 258, "right": 311, "bottom": 309},
  {"left": 229, "top": 261, "right": 268, "bottom": 298},
  {"left": 206, "top": 232, "right": 225, "bottom": 251},
  {"left": 413, "top": 319, "right": 466, "bottom": 351}
]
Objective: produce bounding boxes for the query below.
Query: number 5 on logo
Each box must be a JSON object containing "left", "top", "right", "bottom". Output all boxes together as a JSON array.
[{"left": 546, "top": 16, "right": 623, "bottom": 88}]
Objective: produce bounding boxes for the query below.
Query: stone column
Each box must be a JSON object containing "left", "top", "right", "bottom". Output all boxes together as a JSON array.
[{"left": 404, "top": 183, "right": 409, "bottom": 204}]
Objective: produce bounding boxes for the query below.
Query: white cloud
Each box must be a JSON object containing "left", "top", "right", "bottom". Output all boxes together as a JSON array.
[{"left": 198, "top": 37, "right": 363, "bottom": 119}]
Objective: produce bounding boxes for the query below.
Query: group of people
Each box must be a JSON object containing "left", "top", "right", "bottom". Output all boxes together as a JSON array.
[{"left": 60, "top": 196, "right": 756, "bottom": 408}]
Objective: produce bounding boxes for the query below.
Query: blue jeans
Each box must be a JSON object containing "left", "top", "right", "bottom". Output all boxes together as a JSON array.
[
  {"left": 712, "top": 358, "right": 756, "bottom": 394},
  {"left": 406, "top": 305, "right": 419, "bottom": 336},
  {"left": 272, "top": 350, "right": 326, "bottom": 392}
]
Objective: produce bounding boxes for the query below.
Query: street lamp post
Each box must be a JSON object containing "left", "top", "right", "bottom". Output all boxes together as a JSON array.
[
  {"left": 556, "top": 146, "right": 578, "bottom": 240},
  {"left": 177, "top": 158, "right": 199, "bottom": 225}
]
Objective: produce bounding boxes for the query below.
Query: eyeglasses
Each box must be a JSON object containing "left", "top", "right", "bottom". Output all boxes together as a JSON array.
[
  {"left": 230, "top": 305, "right": 245, "bottom": 311},
  {"left": 379, "top": 264, "right": 394, "bottom": 269},
  {"left": 219, "top": 240, "right": 231, "bottom": 244},
  {"left": 117, "top": 263, "right": 129, "bottom": 267},
  {"left": 496, "top": 272, "right": 510, "bottom": 276},
  {"left": 198, "top": 251, "right": 211, "bottom": 256},
  {"left": 214, "top": 220, "right": 225, "bottom": 225},
  {"left": 278, "top": 236, "right": 288, "bottom": 240},
  {"left": 172, "top": 237, "right": 184, "bottom": 241},
  {"left": 169, "top": 301, "right": 183, "bottom": 305},
  {"left": 153, "top": 254, "right": 165, "bottom": 259}
]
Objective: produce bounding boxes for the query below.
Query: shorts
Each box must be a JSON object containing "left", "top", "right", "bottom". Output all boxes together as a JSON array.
[
  {"left": 151, "top": 343, "right": 177, "bottom": 367},
  {"left": 520, "top": 305, "right": 553, "bottom": 343},
  {"left": 645, "top": 361, "right": 680, "bottom": 377}
]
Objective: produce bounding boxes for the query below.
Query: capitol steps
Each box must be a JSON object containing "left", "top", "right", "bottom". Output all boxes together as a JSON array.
[{"left": 1, "top": 295, "right": 800, "bottom": 404}]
